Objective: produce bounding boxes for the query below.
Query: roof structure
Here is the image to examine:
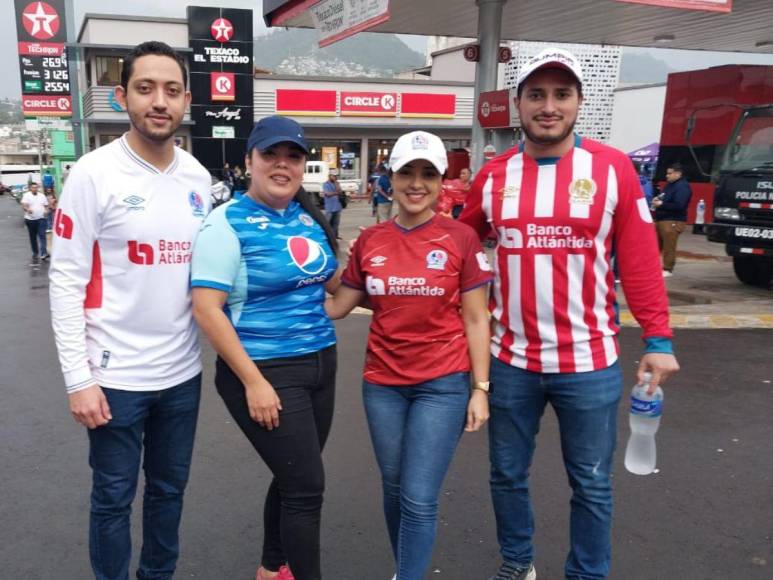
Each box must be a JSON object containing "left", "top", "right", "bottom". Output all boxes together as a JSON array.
[{"left": 263, "top": 0, "right": 773, "bottom": 54}]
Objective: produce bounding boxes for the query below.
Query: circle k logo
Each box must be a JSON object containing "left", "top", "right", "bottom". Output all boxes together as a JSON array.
[
  {"left": 287, "top": 236, "right": 328, "bottom": 275},
  {"left": 211, "top": 17, "right": 234, "bottom": 42},
  {"left": 381, "top": 94, "right": 395, "bottom": 110},
  {"left": 22, "top": 2, "right": 60, "bottom": 41}
]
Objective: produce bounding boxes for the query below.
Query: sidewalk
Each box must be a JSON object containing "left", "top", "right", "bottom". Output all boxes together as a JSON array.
[
  {"left": 618, "top": 231, "right": 773, "bottom": 328},
  {"left": 341, "top": 201, "right": 773, "bottom": 328}
]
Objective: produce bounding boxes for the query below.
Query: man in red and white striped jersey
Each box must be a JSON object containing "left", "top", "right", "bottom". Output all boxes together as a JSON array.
[{"left": 461, "top": 48, "right": 680, "bottom": 580}]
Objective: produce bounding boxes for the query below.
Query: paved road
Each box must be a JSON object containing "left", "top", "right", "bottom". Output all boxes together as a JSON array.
[{"left": 1, "top": 195, "right": 771, "bottom": 579}]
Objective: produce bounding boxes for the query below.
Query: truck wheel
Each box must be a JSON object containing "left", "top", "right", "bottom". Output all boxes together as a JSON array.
[{"left": 733, "top": 255, "right": 773, "bottom": 288}]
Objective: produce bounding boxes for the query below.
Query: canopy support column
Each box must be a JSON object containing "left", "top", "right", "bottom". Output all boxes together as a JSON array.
[{"left": 471, "top": 0, "right": 508, "bottom": 172}]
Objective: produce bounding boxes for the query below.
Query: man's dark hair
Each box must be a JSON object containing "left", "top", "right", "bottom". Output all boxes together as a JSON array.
[
  {"left": 667, "top": 162, "right": 684, "bottom": 174},
  {"left": 120, "top": 41, "right": 188, "bottom": 89}
]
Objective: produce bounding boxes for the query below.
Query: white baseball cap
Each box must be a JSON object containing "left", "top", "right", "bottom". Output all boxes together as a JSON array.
[
  {"left": 516, "top": 47, "right": 583, "bottom": 91},
  {"left": 389, "top": 131, "right": 448, "bottom": 174}
]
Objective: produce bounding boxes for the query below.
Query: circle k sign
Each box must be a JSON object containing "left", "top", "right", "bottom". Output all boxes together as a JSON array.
[{"left": 211, "top": 72, "right": 236, "bottom": 102}]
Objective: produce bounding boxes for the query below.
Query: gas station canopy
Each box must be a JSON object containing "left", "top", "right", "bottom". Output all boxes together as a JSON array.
[{"left": 264, "top": 0, "right": 773, "bottom": 53}]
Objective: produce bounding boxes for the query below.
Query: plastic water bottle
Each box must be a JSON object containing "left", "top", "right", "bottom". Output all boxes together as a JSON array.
[
  {"left": 696, "top": 198, "right": 706, "bottom": 225},
  {"left": 624, "top": 373, "right": 663, "bottom": 475}
]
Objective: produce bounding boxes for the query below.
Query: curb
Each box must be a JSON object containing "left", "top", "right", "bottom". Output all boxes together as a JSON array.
[{"left": 620, "top": 311, "right": 773, "bottom": 329}]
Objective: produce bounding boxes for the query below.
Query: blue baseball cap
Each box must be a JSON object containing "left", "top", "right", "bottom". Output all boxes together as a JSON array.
[{"left": 246, "top": 115, "right": 309, "bottom": 154}]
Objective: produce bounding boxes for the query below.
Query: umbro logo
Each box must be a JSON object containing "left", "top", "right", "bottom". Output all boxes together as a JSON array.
[
  {"left": 370, "top": 255, "right": 387, "bottom": 267},
  {"left": 124, "top": 195, "right": 146, "bottom": 211}
]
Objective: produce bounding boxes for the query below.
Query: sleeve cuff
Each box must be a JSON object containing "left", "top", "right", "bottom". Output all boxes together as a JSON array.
[
  {"left": 64, "top": 366, "right": 96, "bottom": 393},
  {"left": 191, "top": 279, "right": 232, "bottom": 292},
  {"left": 644, "top": 336, "right": 674, "bottom": 355}
]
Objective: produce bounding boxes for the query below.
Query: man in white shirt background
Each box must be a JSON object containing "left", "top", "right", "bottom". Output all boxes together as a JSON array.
[
  {"left": 49, "top": 41, "right": 210, "bottom": 580},
  {"left": 21, "top": 182, "right": 49, "bottom": 265}
]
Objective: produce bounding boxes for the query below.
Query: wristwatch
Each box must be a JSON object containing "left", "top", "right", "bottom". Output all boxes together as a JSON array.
[{"left": 473, "top": 381, "right": 490, "bottom": 394}]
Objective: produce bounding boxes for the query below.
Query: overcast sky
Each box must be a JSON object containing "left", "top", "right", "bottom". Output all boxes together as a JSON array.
[{"left": 3, "top": 0, "right": 773, "bottom": 99}]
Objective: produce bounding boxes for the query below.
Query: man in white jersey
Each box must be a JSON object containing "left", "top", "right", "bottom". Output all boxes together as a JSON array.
[
  {"left": 49, "top": 41, "right": 210, "bottom": 580},
  {"left": 460, "top": 49, "right": 680, "bottom": 580}
]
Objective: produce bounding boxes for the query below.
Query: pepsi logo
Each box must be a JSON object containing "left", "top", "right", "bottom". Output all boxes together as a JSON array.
[{"left": 287, "top": 236, "right": 328, "bottom": 275}]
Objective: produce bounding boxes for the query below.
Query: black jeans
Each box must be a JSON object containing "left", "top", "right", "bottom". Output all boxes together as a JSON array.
[{"left": 215, "top": 345, "right": 337, "bottom": 580}]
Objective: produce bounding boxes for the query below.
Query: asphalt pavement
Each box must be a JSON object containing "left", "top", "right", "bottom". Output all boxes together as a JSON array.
[{"left": 1, "top": 195, "right": 771, "bottom": 579}]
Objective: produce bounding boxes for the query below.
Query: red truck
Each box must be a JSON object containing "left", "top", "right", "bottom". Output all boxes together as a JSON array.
[{"left": 656, "top": 65, "right": 773, "bottom": 287}]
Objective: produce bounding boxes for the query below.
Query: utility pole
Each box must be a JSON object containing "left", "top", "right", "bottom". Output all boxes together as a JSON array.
[{"left": 65, "top": 0, "right": 84, "bottom": 158}]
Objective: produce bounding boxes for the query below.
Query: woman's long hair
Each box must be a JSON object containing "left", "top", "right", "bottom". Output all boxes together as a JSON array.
[{"left": 294, "top": 187, "right": 339, "bottom": 256}]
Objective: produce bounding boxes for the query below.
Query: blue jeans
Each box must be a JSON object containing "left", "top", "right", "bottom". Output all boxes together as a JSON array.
[
  {"left": 25, "top": 218, "right": 47, "bottom": 257},
  {"left": 489, "top": 359, "right": 622, "bottom": 580},
  {"left": 87, "top": 374, "right": 202, "bottom": 580},
  {"left": 363, "top": 373, "right": 470, "bottom": 580}
]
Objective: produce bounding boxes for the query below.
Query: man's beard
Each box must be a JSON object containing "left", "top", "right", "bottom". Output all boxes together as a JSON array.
[
  {"left": 127, "top": 108, "right": 179, "bottom": 143},
  {"left": 522, "top": 116, "right": 576, "bottom": 147}
]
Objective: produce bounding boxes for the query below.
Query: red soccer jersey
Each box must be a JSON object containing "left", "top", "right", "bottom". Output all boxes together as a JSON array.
[
  {"left": 460, "top": 137, "right": 672, "bottom": 374},
  {"left": 342, "top": 215, "right": 493, "bottom": 385}
]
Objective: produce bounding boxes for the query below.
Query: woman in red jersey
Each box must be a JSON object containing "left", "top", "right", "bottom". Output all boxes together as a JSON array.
[{"left": 325, "top": 131, "right": 492, "bottom": 580}]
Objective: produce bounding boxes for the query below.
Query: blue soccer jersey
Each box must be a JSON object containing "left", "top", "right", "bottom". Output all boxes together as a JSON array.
[{"left": 191, "top": 195, "right": 338, "bottom": 360}]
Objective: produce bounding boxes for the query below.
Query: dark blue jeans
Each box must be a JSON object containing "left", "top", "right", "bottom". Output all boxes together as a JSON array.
[
  {"left": 87, "top": 374, "right": 202, "bottom": 580},
  {"left": 363, "top": 373, "right": 469, "bottom": 580},
  {"left": 25, "top": 217, "right": 47, "bottom": 257},
  {"left": 489, "top": 359, "right": 622, "bottom": 580}
]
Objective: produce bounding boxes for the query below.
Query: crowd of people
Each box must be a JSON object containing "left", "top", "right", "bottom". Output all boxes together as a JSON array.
[{"left": 45, "top": 41, "right": 682, "bottom": 580}]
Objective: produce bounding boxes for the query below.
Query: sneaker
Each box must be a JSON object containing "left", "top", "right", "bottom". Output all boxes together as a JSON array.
[
  {"left": 30, "top": 256, "right": 40, "bottom": 266},
  {"left": 489, "top": 562, "right": 536, "bottom": 580},
  {"left": 40, "top": 253, "right": 50, "bottom": 261},
  {"left": 662, "top": 270, "right": 673, "bottom": 278},
  {"left": 277, "top": 565, "right": 294, "bottom": 580}
]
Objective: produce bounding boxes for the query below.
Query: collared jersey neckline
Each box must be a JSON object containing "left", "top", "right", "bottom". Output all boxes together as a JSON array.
[
  {"left": 119, "top": 134, "right": 180, "bottom": 175},
  {"left": 518, "top": 134, "right": 583, "bottom": 166}
]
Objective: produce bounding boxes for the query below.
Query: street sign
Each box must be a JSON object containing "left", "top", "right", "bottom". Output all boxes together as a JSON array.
[
  {"left": 463, "top": 45, "right": 480, "bottom": 62},
  {"left": 309, "top": 0, "right": 391, "bottom": 48},
  {"left": 477, "top": 89, "right": 519, "bottom": 129}
]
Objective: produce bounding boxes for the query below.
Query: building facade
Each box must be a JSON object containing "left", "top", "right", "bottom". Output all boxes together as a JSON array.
[{"left": 73, "top": 13, "right": 475, "bottom": 185}]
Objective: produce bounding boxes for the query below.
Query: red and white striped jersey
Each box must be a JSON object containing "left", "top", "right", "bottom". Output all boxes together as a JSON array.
[{"left": 460, "top": 137, "right": 671, "bottom": 373}]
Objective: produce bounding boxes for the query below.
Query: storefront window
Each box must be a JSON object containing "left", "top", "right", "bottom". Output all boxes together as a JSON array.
[
  {"left": 95, "top": 56, "right": 124, "bottom": 87},
  {"left": 368, "top": 139, "right": 396, "bottom": 175},
  {"left": 306, "top": 140, "right": 362, "bottom": 179}
]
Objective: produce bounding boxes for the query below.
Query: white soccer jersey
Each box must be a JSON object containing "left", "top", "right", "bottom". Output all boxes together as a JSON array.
[{"left": 49, "top": 136, "right": 211, "bottom": 393}]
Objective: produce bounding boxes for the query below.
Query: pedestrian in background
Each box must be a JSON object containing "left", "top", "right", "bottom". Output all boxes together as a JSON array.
[
  {"left": 233, "top": 164, "right": 248, "bottom": 199},
  {"left": 46, "top": 189, "right": 57, "bottom": 232},
  {"left": 21, "top": 182, "right": 48, "bottom": 265},
  {"left": 322, "top": 169, "right": 344, "bottom": 239},
  {"left": 48, "top": 41, "right": 211, "bottom": 580},
  {"left": 373, "top": 163, "right": 393, "bottom": 222},
  {"left": 326, "top": 130, "right": 492, "bottom": 580},
  {"left": 653, "top": 162, "right": 692, "bottom": 277},
  {"left": 192, "top": 115, "right": 339, "bottom": 580},
  {"left": 460, "top": 47, "right": 679, "bottom": 580},
  {"left": 632, "top": 159, "right": 654, "bottom": 206}
]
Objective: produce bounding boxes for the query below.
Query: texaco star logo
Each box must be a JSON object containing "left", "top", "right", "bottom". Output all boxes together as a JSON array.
[
  {"left": 211, "top": 18, "right": 234, "bottom": 42},
  {"left": 22, "top": 2, "right": 60, "bottom": 40}
]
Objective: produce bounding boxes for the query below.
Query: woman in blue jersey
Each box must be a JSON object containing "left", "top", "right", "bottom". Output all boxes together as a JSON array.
[{"left": 191, "top": 116, "right": 339, "bottom": 580}]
